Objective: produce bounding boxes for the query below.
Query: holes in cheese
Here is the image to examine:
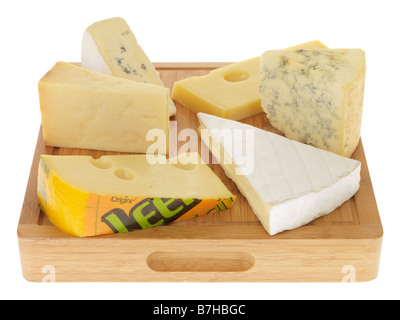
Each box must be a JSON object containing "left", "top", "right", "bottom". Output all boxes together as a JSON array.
[
  {"left": 172, "top": 162, "right": 197, "bottom": 171},
  {"left": 89, "top": 157, "right": 113, "bottom": 169},
  {"left": 113, "top": 168, "right": 135, "bottom": 180},
  {"left": 223, "top": 71, "right": 250, "bottom": 82}
]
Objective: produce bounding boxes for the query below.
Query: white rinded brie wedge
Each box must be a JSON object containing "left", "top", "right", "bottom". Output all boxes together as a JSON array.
[
  {"left": 198, "top": 113, "right": 361, "bottom": 235},
  {"left": 81, "top": 17, "right": 176, "bottom": 116}
]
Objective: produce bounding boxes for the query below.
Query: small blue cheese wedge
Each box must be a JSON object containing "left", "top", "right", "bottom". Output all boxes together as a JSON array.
[
  {"left": 198, "top": 113, "right": 361, "bottom": 236},
  {"left": 81, "top": 17, "right": 176, "bottom": 116},
  {"left": 260, "top": 48, "right": 366, "bottom": 157}
]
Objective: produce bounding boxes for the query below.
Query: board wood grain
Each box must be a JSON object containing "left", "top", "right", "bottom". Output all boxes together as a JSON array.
[{"left": 17, "top": 63, "right": 383, "bottom": 282}]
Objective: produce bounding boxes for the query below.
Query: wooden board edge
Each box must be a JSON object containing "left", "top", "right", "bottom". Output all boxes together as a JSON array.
[
  {"left": 17, "top": 221, "right": 384, "bottom": 241},
  {"left": 17, "top": 225, "right": 382, "bottom": 282},
  {"left": 18, "top": 127, "right": 43, "bottom": 225}
]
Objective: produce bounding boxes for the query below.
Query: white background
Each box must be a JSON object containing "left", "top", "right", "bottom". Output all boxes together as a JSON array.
[{"left": 1, "top": 0, "right": 399, "bottom": 300}]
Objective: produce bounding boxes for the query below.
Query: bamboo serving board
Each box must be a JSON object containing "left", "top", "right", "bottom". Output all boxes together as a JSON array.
[{"left": 17, "top": 63, "right": 383, "bottom": 282}]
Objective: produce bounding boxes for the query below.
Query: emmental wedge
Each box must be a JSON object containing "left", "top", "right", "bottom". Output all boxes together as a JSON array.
[{"left": 37, "top": 153, "right": 236, "bottom": 237}]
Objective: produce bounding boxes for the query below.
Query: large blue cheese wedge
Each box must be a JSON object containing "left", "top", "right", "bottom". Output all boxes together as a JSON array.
[
  {"left": 198, "top": 113, "right": 361, "bottom": 236},
  {"left": 81, "top": 17, "right": 176, "bottom": 116},
  {"left": 260, "top": 49, "right": 366, "bottom": 157}
]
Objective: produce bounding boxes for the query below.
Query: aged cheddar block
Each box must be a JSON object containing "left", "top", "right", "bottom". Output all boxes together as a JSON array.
[
  {"left": 39, "top": 61, "right": 169, "bottom": 153},
  {"left": 260, "top": 48, "right": 366, "bottom": 157},
  {"left": 171, "top": 40, "right": 327, "bottom": 121},
  {"left": 37, "top": 153, "right": 235, "bottom": 237},
  {"left": 198, "top": 113, "right": 361, "bottom": 236},
  {"left": 82, "top": 17, "right": 176, "bottom": 116}
]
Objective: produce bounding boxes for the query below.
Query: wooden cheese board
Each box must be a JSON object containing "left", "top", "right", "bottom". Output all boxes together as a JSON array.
[{"left": 17, "top": 62, "right": 383, "bottom": 282}]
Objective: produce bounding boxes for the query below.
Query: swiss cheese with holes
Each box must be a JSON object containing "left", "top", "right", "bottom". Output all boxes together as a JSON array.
[{"left": 37, "top": 153, "right": 235, "bottom": 237}]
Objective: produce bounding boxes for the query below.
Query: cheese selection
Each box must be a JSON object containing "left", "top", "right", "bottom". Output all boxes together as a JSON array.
[
  {"left": 198, "top": 113, "right": 361, "bottom": 236},
  {"left": 81, "top": 17, "right": 176, "bottom": 117},
  {"left": 38, "top": 61, "right": 169, "bottom": 154},
  {"left": 260, "top": 48, "right": 366, "bottom": 157},
  {"left": 38, "top": 153, "right": 236, "bottom": 237},
  {"left": 171, "top": 40, "right": 327, "bottom": 121},
  {"left": 35, "top": 17, "right": 367, "bottom": 237}
]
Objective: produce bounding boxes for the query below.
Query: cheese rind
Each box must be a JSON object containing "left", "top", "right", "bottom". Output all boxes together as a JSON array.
[
  {"left": 198, "top": 113, "right": 361, "bottom": 235},
  {"left": 171, "top": 40, "right": 327, "bottom": 120},
  {"left": 260, "top": 48, "right": 366, "bottom": 157},
  {"left": 38, "top": 62, "right": 170, "bottom": 154},
  {"left": 38, "top": 153, "right": 235, "bottom": 237},
  {"left": 82, "top": 17, "right": 176, "bottom": 116}
]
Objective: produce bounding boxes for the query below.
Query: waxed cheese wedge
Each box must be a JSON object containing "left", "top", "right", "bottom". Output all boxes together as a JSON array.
[
  {"left": 38, "top": 61, "right": 169, "bottom": 154},
  {"left": 38, "top": 153, "right": 236, "bottom": 237},
  {"left": 260, "top": 48, "right": 366, "bottom": 157},
  {"left": 198, "top": 113, "right": 361, "bottom": 236},
  {"left": 171, "top": 40, "right": 327, "bottom": 121},
  {"left": 81, "top": 17, "right": 176, "bottom": 116}
]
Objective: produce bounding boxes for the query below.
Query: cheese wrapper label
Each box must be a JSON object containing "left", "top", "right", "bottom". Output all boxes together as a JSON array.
[{"left": 85, "top": 194, "right": 235, "bottom": 236}]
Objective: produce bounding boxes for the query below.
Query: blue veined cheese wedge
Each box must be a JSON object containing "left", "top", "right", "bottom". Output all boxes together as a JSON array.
[
  {"left": 81, "top": 17, "right": 176, "bottom": 117},
  {"left": 198, "top": 113, "right": 361, "bottom": 236},
  {"left": 260, "top": 48, "right": 366, "bottom": 157}
]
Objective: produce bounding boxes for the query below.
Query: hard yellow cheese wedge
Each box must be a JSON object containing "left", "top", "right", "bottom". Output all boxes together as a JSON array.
[
  {"left": 38, "top": 153, "right": 235, "bottom": 237},
  {"left": 39, "top": 61, "right": 169, "bottom": 154},
  {"left": 82, "top": 17, "right": 176, "bottom": 116},
  {"left": 171, "top": 40, "right": 327, "bottom": 121}
]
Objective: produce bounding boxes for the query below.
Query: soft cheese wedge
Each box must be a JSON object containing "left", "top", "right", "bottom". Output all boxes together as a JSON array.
[
  {"left": 82, "top": 17, "right": 176, "bottom": 116},
  {"left": 39, "top": 61, "right": 169, "bottom": 154},
  {"left": 198, "top": 113, "right": 361, "bottom": 236},
  {"left": 171, "top": 40, "right": 327, "bottom": 121},
  {"left": 260, "top": 48, "right": 366, "bottom": 157},
  {"left": 38, "top": 153, "right": 235, "bottom": 237}
]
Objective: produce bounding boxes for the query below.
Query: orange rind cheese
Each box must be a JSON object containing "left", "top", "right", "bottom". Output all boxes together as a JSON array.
[{"left": 37, "top": 153, "right": 235, "bottom": 237}]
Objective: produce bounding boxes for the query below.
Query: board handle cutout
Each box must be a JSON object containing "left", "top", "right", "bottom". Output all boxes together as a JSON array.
[{"left": 147, "top": 251, "right": 255, "bottom": 272}]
